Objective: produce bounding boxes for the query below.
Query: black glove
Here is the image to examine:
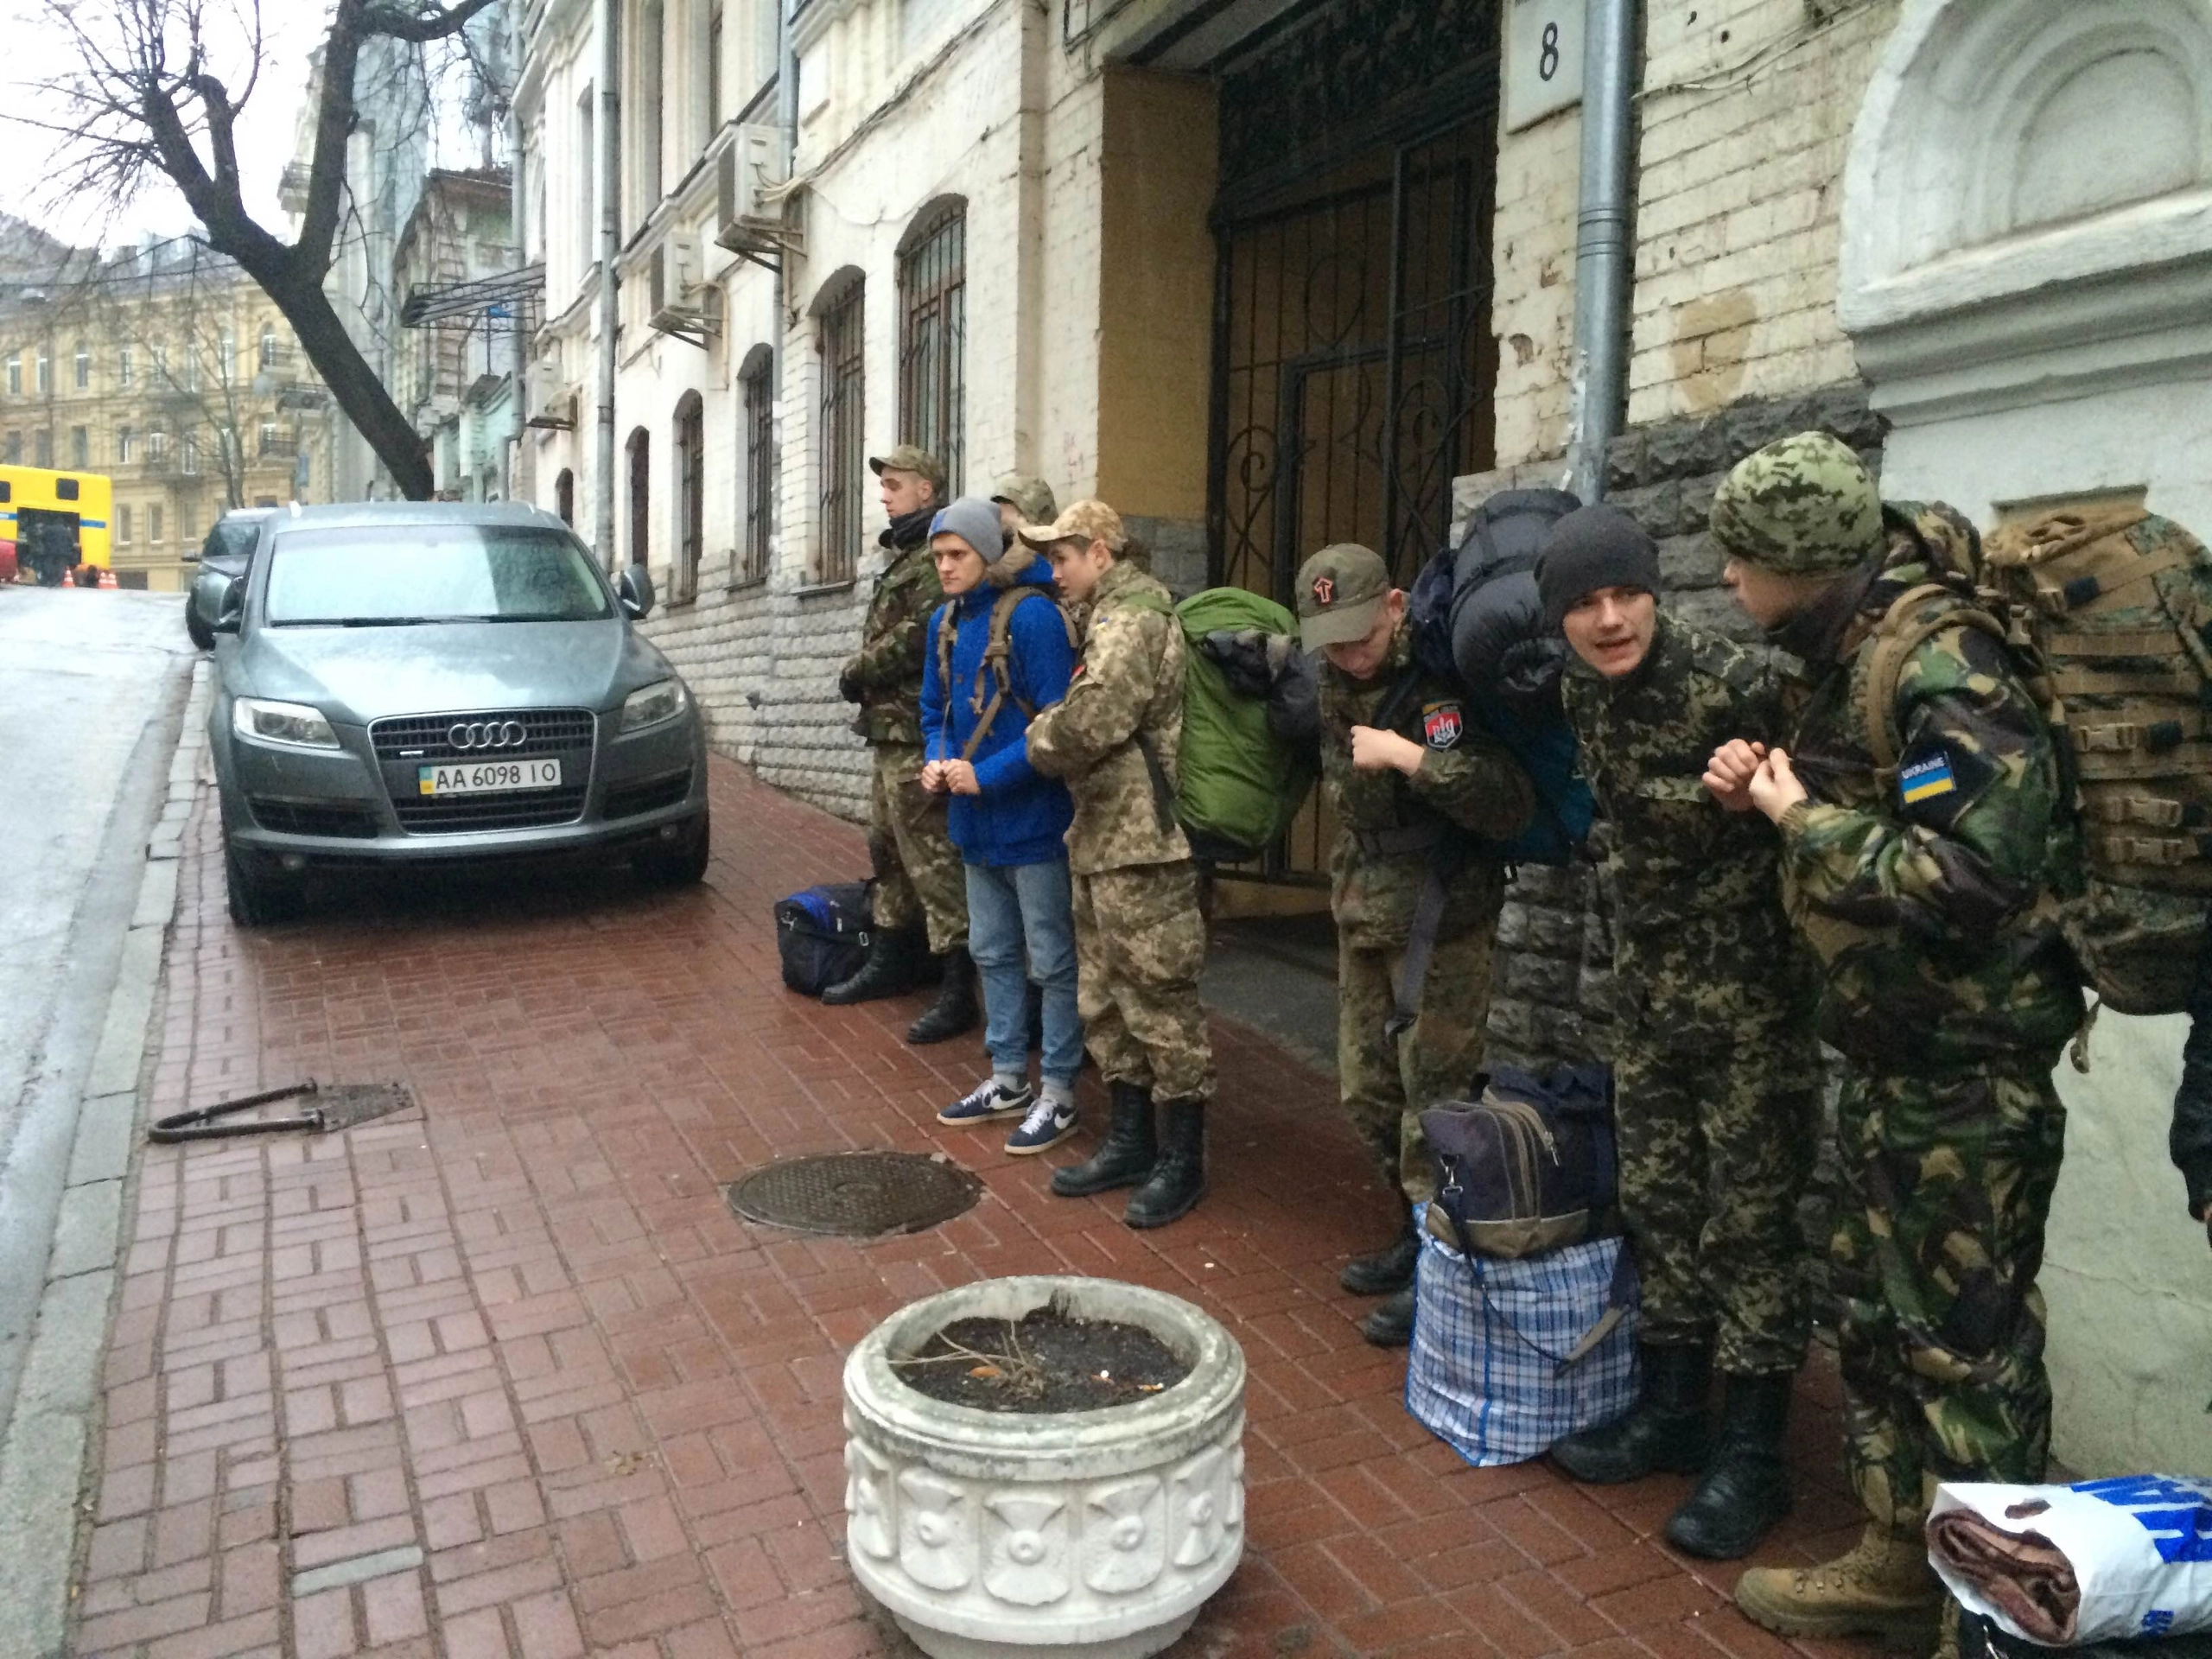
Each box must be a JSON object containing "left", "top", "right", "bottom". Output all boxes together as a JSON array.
[{"left": 837, "top": 662, "right": 863, "bottom": 703}]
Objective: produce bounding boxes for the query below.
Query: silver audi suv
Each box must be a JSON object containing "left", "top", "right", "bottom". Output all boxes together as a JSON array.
[{"left": 207, "top": 501, "right": 709, "bottom": 924}]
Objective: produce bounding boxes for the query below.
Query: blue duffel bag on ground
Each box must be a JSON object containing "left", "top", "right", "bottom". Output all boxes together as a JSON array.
[
  {"left": 774, "top": 881, "right": 874, "bottom": 995},
  {"left": 1404, "top": 1206, "right": 1641, "bottom": 1467}
]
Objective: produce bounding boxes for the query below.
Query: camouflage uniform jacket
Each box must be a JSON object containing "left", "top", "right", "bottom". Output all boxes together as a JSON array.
[
  {"left": 1773, "top": 524, "right": 2083, "bottom": 1073},
  {"left": 1024, "top": 560, "right": 1192, "bottom": 874},
  {"left": 1319, "top": 623, "right": 1535, "bottom": 952},
  {"left": 842, "top": 523, "right": 945, "bottom": 746},
  {"left": 1562, "top": 611, "right": 1813, "bottom": 1041}
]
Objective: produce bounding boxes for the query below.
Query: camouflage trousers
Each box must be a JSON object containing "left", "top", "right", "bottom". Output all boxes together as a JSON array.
[
  {"left": 1834, "top": 1066, "right": 2067, "bottom": 1539},
  {"left": 1338, "top": 921, "right": 1497, "bottom": 1205},
  {"left": 866, "top": 743, "right": 967, "bottom": 955},
  {"left": 1613, "top": 1023, "right": 1819, "bottom": 1375},
  {"left": 1070, "top": 860, "right": 1214, "bottom": 1103}
]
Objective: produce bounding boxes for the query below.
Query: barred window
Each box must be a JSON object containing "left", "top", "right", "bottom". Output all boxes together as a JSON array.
[
  {"left": 740, "top": 351, "right": 773, "bottom": 586},
  {"left": 672, "top": 391, "right": 703, "bottom": 603},
  {"left": 816, "top": 281, "right": 864, "bottom": 585},
  {"left": 897, "top": 206, "right": 964, "bottom": 496}
]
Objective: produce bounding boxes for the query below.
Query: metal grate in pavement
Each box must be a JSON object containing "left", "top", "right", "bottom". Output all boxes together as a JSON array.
[{"left": 722, "top": 1151, "right": 982, "bottom": 1238}]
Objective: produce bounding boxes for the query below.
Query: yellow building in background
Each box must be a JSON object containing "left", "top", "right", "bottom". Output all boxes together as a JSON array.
[{"left": 0, "top": 229, "right": 332, "bottom": 591}]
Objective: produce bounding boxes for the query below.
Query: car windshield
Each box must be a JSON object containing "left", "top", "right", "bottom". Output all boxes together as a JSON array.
[{"left": 264, "top": 525, "right": 612, "bottom": 626}]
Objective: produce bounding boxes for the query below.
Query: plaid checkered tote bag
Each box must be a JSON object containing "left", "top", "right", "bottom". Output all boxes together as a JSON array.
[{"left": 1404, "top": 1206, "right": 1640, "bottom": 1467}]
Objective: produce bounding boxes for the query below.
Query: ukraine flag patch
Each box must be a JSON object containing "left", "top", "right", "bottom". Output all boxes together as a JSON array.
[{"left": 1899, "top": 753, "right": 1957, "bottom": 805}]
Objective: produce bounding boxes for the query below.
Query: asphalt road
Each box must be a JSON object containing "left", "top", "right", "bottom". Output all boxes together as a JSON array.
[{"left": 0, "top": 587, "right": 194, "bottom": 1420}]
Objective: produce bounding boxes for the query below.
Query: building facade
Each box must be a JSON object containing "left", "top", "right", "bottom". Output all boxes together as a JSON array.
[
  {"left": 0, "top": 234, "right": 331, "bottom": 589},
  {"left": 512, "top": 0, "right": 2212, "bottom": 1471}
]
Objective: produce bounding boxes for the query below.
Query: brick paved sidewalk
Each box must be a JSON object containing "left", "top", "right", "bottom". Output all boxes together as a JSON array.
[{"left": 73, "top": 756, "right": 1872, "bottom": 1659}]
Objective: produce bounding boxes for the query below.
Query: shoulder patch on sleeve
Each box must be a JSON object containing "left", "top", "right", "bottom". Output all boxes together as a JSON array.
[
  {"left": 1421, "top": 700, "right": 1465, "bottom": 749},
  {"left": 1898, "top": 751, "right": 1957, "bottom": 805}
]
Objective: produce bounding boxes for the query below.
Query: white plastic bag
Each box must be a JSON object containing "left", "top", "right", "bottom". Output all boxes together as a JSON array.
[{"left": 1929, "top": 1477, "right": 2212, "bottom": 1646}]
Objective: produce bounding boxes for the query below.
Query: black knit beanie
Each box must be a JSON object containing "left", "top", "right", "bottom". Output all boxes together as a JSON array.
[{"left": 1535, "top": 504, "right": 1662, "bottom": 629}]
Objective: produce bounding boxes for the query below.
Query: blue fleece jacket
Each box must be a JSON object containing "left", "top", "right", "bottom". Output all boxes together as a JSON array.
[{"left": 919, "top": 558, "right": 1077, "bottom": 868}]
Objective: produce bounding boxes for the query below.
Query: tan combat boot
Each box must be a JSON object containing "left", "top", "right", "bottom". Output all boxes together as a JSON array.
[{"left": 1734, "top": 1523, "right": 1942, "bottom": 1645}]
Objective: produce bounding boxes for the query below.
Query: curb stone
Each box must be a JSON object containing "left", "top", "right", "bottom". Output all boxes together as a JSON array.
[{"left": 0, "top": 658, "right": 207, "bottom": 1659}]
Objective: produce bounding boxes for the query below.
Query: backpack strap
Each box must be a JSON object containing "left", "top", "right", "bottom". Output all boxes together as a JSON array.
[
  {"left": 960, "top": 589, "right": 1074, "bottom": 763},
  {"left": 1859, "top": 583, "right": 2017, "bottom": 783}
]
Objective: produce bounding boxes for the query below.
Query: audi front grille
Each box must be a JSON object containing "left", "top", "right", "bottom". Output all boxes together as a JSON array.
[
  {"left": 370, "top": 708, "right": 597, "bottom": 762},
  {"left": 371, "top": 707, "right": 598, "bottom": 836}
]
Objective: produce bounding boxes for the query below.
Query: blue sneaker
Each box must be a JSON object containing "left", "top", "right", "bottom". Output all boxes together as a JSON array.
[
  {"left": 1006, "top": 1095, "right": 1078, "bottom": 1156},
  {"left": 939, "top": 1077, "right": 1033, "bottom": 1126}
]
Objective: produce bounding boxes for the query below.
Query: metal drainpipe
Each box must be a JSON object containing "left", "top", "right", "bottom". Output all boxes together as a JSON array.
[
  {"left": 1565, "top": 0, "right": 1637, "bottom": 505},
  {"left": 773, "top": 0, "right": 798, "bottom": 528},
  {"left": 508, "top": 3, "right": 527, "bottom": 505},
  {"left": 594, "top": 0, "right": 621, "bottom": 567}
]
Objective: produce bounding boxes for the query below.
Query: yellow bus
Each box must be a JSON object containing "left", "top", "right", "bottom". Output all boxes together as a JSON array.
[{"left": 0, "top": 464, "right": 113, "bottom": 586}]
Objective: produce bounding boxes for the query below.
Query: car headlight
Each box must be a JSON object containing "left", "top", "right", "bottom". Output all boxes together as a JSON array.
[
  {"left": 620, "top": 679, "right": 689, "bottom": 734},
  {"left": 231, "top": 696, "right": 340, "bottom": 750}
]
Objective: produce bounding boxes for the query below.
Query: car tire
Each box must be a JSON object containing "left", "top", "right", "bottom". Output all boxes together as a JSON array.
[
  {"left": 634, "top": 811, "right": 709, "bottom": 887},
  {"left": 186, "top": 609, "right": 215, "bottom": 651},
  {"left": 226, "top": 842, "right": 305, "bottom": 925}
]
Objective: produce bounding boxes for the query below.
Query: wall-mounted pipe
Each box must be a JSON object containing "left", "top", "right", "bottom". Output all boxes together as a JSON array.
[
  {"left": 1564, "top": 0, "right": 1638, "bottom": 504},
  {"left": 594, "top": 0, "right": 621, "bottom": 565}
]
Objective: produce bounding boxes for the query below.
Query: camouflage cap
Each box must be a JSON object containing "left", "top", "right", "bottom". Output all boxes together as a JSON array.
[
  {"left": 1709, "top": 431, "right": 1884, "bottom": 575},
  {"left": 1016, "top": 499, "right": 1127, "bottom": 554},
  {"left": 868, "top": 444, "right": 947, "bottom": 494},
  {"left": 989, "top": 474, "right": 1058, "bottom": 526},
  {"left": 1296, "top": 543, "right": 1391, "bottom": 651}
]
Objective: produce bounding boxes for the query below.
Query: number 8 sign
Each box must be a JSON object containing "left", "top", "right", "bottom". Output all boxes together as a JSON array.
[{"left": 1505, "top": 0, "right": 1586, "bottom": 132}]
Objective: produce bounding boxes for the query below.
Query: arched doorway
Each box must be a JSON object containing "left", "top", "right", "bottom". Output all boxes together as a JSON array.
[
  {"left": 626, "top": 428, "right": 651, "bottom": 569},
  {"left": 555, "top": 467, "right": 575, "bottom": 526}
]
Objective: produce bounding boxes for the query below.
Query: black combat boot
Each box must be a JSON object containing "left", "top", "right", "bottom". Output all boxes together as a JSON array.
[
  {"left": 1663, "top": 1370, "right": 1794, "bottom": 1559},
  {"left": 1124, "top": 1099, "right": 1205, "bottom": 1228},
  {"left": 1362, "top": 1285, "right": 1415, "bottom": 1346},
  {"left": 906, "top": 947, "right": 980, "bottom": 1044},
  {"left": 821, "top": 926, "right": 923, "bottom": 1006},
  {"left": 1052, "top": 1084, "right": 1157, "bottom": 1198},
  {"left": 1549, "top": 1342, "right": 1713, "bottom": 1484},
  {"left": 1341, "top": 1203, "right": 1421, "bottom": 1296}
]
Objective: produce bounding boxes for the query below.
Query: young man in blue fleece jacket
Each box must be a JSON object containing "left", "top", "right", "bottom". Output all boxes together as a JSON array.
[{"left": 918, "top": 496, "right": 1085, "bottom": 1154}]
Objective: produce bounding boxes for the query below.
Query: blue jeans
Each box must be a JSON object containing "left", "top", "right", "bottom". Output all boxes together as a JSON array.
[{"left": 964, "top": 858, "right": 1084, "bottom": 1085}]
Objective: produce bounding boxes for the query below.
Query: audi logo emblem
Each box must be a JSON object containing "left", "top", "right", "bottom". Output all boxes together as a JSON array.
[{"left": 448, "top": 720, "right": 530, "bottom": 750}]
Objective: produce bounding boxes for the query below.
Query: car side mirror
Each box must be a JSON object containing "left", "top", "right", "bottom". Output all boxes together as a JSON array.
[
  {"left": 213, "top": 577, "right": 244, "bottom": 634},
  {"left": 617, "top": 563, "right": 655, "bottom": 620}
]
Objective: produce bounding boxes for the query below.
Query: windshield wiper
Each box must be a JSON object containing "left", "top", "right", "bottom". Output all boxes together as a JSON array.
[{"left": 477, "top": 612, "right": 596, "bottom": 622}]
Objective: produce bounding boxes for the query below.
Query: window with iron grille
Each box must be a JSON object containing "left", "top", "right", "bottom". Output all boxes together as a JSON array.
[
  {"left": 897, "top": 206, "right": 964, "bottom": 495},
  {"left": 740, "top": 353, "right": 773, "bottom": 586},
  {"left": 816, "top": 283, "right": 864, "bottom": 585},
  {"left": 673, "top": 391, "right": 703, "bottom": 603}
]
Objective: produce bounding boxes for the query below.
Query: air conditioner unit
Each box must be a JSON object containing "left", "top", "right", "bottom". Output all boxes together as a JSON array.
[
  {"left": 715, "top": 123, "right": 791, "bottom": 254},
  {"left": 649, "top": 233, "right": 717, "bottom": 344}
]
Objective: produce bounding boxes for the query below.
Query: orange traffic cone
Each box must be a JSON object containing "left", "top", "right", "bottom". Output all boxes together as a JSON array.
[{"left": 98, "top": 568, "right": 118, "bottom": 589}]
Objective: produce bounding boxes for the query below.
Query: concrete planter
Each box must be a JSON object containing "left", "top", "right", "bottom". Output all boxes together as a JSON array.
[{"left": 842, "top": 1275, "right": 1247, "bottom": 1659}]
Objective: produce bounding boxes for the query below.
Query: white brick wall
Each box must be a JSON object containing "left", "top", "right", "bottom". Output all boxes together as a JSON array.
[
  {"left": 588, "top": 0, "right": 1112, "bottom": 824},
  {"left": 1627, "top": 0, "right": 1901, "bottom": 425},
  {"left": 1484, "top": 0, "right": 1903, "bottom": 467}
]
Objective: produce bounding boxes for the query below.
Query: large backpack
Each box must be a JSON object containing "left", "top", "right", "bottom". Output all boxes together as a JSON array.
[
  {"left": 1171, "top": 587, "right": 1319, "bottom": 861},
  {"left": 1859, "top": 505, "right": 2212, "bottom": 1017},
  {"left": 1406, "top": 488, "right": 1596, "bottom": 865},
  {"left": 774, "top": 881, "right": 874, "bottom": 995},
  {"left": 934, "top": 586, "right": 1079, "bottom": 760}
]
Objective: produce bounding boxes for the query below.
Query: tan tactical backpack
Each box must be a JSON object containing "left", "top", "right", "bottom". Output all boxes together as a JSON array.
[{"left": 1861, "top": 505, "right": 2212, "bottom": 1016}]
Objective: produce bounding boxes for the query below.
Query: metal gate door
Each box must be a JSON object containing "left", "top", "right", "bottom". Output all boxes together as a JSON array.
[{"left": 1209, "top": 118, "right": 1498, "bottom": 878}]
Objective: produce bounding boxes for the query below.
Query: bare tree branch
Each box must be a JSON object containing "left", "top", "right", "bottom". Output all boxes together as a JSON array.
[{"left": 16, "top": 0, "right": 514, "bottom": 500}]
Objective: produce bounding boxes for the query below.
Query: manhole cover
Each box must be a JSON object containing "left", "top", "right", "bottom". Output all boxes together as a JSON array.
[{"left": 723, "top": 1152, "right": 982, "bottom": 1238}]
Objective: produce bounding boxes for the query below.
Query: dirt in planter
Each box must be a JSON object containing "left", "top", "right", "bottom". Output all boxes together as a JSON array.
[{"left": 892, "top": 1301, "right": 1192, "bottom": 1414}]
